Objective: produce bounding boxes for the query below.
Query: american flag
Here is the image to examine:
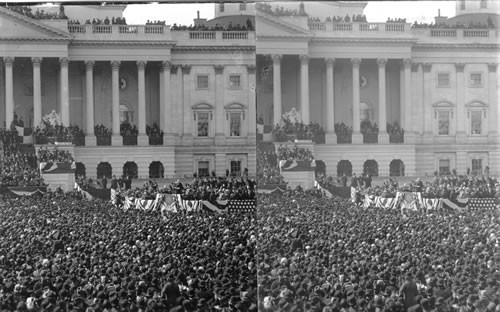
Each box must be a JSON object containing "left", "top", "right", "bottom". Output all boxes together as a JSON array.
[
  {"left": 228, "top": 199, "right": 256, "bottom": 213},
  {"left": 468, "top": 198, "right": 498, "bottom": 210}
]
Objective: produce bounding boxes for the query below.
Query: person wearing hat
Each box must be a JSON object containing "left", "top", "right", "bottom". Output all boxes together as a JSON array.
[{"left": 400, "top": 272, "right": 419, "bottom": 309}]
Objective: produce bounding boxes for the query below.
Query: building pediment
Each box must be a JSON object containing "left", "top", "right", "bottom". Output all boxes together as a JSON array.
[
  {"left": 0, "top": 7, "right": 71, "bottom": 40},
  {"left": 256, "top": 12, "right": 312, "bottom": 38}
]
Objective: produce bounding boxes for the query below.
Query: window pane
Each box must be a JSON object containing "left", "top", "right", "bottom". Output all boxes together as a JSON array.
[
  {"left": 437, "top": 73, "right": 449, "bottom": 87},
  {"left": 219, "top": 3, "right": 224, "bottom": 12},
  {"left": 231, "top": 160, "right": 241, "bottom": 176},
  {"left": 197, "top": 75, "right": 209, "bottom": 89},
  {"left": 439, "top": 159, "right": 450, "bottom": 175},
  {"left": 438, "top": 111, "right": 450, "bottom": 135},
  {"left": 470, "top": 73, "right": 482, "bottom": 86},
  {"left": 229, "top": 75, "right": 240, "bottom": 88},
  {"left": 470, "top": 111, "right": 482, "bottom": 135},
  {"left": 240, "top": 3, "right": 246, "bottom": 10},
  {"left": 230, "top": 113, "right": 241, "bottom": 136},
  {"left": 197, "top": 112, "right": 209, "bottom": 137},
  {"left": 471, "top": 159, "right": 482, "bottom": 175},
  {"left": 198, "top": 161, "right": 209, "bottom": 177}
]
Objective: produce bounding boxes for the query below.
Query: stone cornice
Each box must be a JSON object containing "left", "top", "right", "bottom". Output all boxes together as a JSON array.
[
  {"left": 70, "top": 41, "right": 176, "bottom": 47},
  {"left": 413, "top": 43, "right": 500, "bottom": 50},
  {"left": 171, "top": 46, "right": 255, "bottom": 53},
  {"left": 312, "top": 38, "right": 418, "bottom": 45},
  {"left": 0, "top": 37, "right": 70, "bottom": 42}
]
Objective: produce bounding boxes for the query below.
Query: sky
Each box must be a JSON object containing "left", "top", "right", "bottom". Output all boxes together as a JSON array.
[{"left": 122, "top": 1, "right": 456, "bottom": 26}]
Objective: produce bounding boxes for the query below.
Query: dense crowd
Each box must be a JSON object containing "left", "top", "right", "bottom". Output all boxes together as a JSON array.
[
  {"left": 412, "top": 18, "right": 495, "bottom": 29},
  {"left": 146, "top": 20, "right": 166, "bottom": 25},
  {"left": 257, "top": 146, "right": 285, "bottom": 186},
  {"left": 37, "top": 147, "right": 74, "bottom": 164},
  {"left": 256, "top": 3, "right": 306, "bottom": 17},
  {"left": 83, "top": 17, "right": 127, "bottom": 25},
  {"left": 324, "top": 15, "right": 368, "bottom": 23},
  {"left": 0, "top": 193, "right": 257, "bottom": 311},
  {"left": 258, "top": 191, "right": 499, "bottom": 312},
  {"left": 8, "top": 6, "right": 67, "bottom": 20},
  {"left": 277, "top": 145, "right": 314, "bottom": 162},
  {"left": 170, "top": 19, "right": 254, "bottom": 31},
  {"left": 0, "top": 144, "right": 41, "bottom": 187},
  {"left": 355, "top": 175, "right": 500, "bottom": 200}
]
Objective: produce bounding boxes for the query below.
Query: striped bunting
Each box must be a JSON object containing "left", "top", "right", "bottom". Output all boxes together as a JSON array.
[{"left": 228, "top": 199, "right": 256, "bottom": 213}]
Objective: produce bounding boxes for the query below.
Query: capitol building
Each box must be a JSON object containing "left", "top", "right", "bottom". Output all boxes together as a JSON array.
[
  {"left": 256, "top": 0, "right": 499, "bottom": 177},
  {"left": 0, "top": 3, "right": 256, "bottom": 179}
]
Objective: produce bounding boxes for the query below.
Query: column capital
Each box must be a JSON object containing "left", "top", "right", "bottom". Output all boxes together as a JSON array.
[
  {"left": 246, "top": 64, "right": 256, "bottom": 74},
  {"left": 111, "top": 61, "right": 121, "bottom": 70},
  {"left": 170, "top": 64, "right": 179, "bottom": 74},
  {"left": 59, "top": 57, "right": 69, "bottom": 67},
  {"left": 4, "top": 57, "right": 14, "bottom": 66},
  {"left": 214, "top": 65, "right": 224, "bottom": 75},
  {"left": 162, "top": 61, "right": 172, "bottom": 71},
  {"left": 299, "top": 55, "right": 309, "bottom": 64},
  {"left": 351, "top": 58, "right": 361, "bottom": 67},
  {"left": 423, "top": 63, "right": 432, "bottom": 73},
  {"left": 137, "top": 61, "right": 147, "bottom": 70},
  {"left": 272, "top": 54, "right": 282, "bottom": 64},
  {"left": 31, "top": 57, "right": 42, "bottom": 66},
  {"left": 376, "top": 58, "right": 387, "bottom": 67},
  {"left": 85, "top": 60, "right": 94, "bottom": 70},
  {"left": 488, "top": 63, "right": 497, "bottom": 73},
  {"left": 402, "top": 58, "right": 412, "bottom": 68},
  {"left": 325, "top": 58, "right": 335, "bottom": 67},
  {"left": 455, "top": 63, "right": 465, "bottom": 73},
  {"left": 411, "top": 62, "right": 420, "bottom": 72},
  {"left": 181, "top": 65, "right": 191, "bottom": 75}
]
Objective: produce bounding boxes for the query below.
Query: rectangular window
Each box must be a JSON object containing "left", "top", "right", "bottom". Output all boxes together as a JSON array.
[
  {"left": 198, "top": 161, "right": 209, "bottom": 177},
  {"left": 229, "top": 75, "right": 241, "bottom": 88},
  {"left": 439, "top": 159, "right": 450, "bottom": 176},
  {"left": 438, "top": 111, "right": 450, "bottom": 135},
  {"left": 470, "top": 111, "right": 482, "bottom": 135},
  {"left": 470, "top": 73, "right": 482, "bottom": 87},
  {"left": 240, "top": 3, "right": 246, "bottom": 10},
  {"left": 219, "top": 3, "right": 224, "bottom": 12},
  {"left": 480, "top": 0, "right": 487, "bottom": 8},
  {"left": 437, "top": 73, "right": 450, "bottom": 87},
  {"left": 196, "top": 75, "right": 209, "bottom": 89},
  {"left": 197, "top": 112, "right": 209, "bottom": 137},
  {"left": 471, "top": 159, "right": 482, "bottom": 175},
  {"left": 460, "top": 0, "right": 465, "bottom": 10},
  {"left": 229, "top": 113, "right": 241, "bottom": 136},
  {"left": 230, "top": 160, "right": 242, "bottom": 176}
]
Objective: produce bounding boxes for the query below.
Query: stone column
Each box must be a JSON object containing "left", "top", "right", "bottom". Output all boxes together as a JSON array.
[
  {"left": 416, "top": 63, "right": 424, "bottom": 135},
  {"left": 455, "top": 63, "right": 466, "bottom": 143},
  {"left": 85, "top": 61, "right": 96, "bottom": 146},
  {"left": 403, "top": 58, "right": 415, "bottom": 143},
  {"left": 300, "top": 55, "right": 310, "bottom": 124},
  {"left": 272, "top": 54, "right": 282, "bottom": 125},
  {"left": 32, "top": 57, "right": 42, "bottom": 128},
  {"left": 423, "top": 63, "right": 433, "bottom": 142},
  {"left": 110, "top": 61, "right": 122, "bottom": 146},
  {"left": 5, "top": 57, "right": 14, "bottom": 128},
  {"left": 182, "top": 65, "right": 192, "bottom": 142},
  {"left": 377, "top": 58, "right": 389, "bottom": 144},
  {"left": 214, "top": 65, "right": 225, "bottom": 145},
  {"left": 400, "top": 63, "right": 405, "bottom": 130},
  {"left": 411, "top": 63, "right": 420, "bottom": 134},
  {"left": 351, "top": 58, "right": 362, "bottom": 144},
  {"left": 487, "top": 63, "right": 497, "bottom": 142},
  {"left": 247, "top": 64, "right": 257, "bottom": 144},
  {"left": 59, "top": 57, "right": 70, "bottom": 126},
  {"left": 162, "top": 61, "right": 174, "bottom": 145},
  {"left": 159, "top": 64, "right": 164, "bottom": 132},
  {"left": 325, "top": 58, "right": 337, "bottom": 144},
  {"left": 137, "top": 61, "right": 148, "bottom": 146}
]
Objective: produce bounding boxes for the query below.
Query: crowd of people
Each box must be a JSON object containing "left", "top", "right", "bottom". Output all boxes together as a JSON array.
[
  {"left": 0, "top": 192, "right": 257, "bottom": 311},
  {"left": 277, "top": 145, "right": 314, "bottom": 162},
  {"left": 37, "top": 147, "right": 74, "bottom": 164},
  {"left": 146, "top": 20, "right": 166, "bottom": 25},
  {"left": 258, "top": 190, "right": 499, "bottom": 312},
  {"left": 8, "top": 5, "right": 67, "bottom": 20},
  {"left": 170, "top": 20, "right": 254, "bottom": 31},
  {"left": 324, "top": 14, "right": 368, "bottom": 23},
  {"left": 256, "top": 3, "right": 307, "bottom": 17},
  {"left": 387, "top": 17, "right": 407, "bottom": 23},
  {"left": 257, "top": 145, "right": 285, "bottom": 186},
  {"left": 412, "top": 18, "right": 495, "bottom": 29},
  {"left": 83, "top": 16, "right": 127, "bottom": 25},
  {"left": 0, "top": 143, "right": 42, "bottom": 188}
]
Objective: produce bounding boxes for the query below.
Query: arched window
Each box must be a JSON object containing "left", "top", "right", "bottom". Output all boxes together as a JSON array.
[
  {"left": 123, "top": 162, "right": 138, "bottom": 179},
  {"left": 337, "top": 160, "right": 352, "bottom": 177},
  {"left": 75, "top": 162, "right": 86, "bottom": 178},
  {"left": 363, "top": 160, "right": 378, "bottom": 177},
  {"left": 120, "top": 104, "right": 134, "bottom": 123},
  {"left": 389, "top": 159, "right": 405, "bottom": 177},
  {"left": 97, "top": 162, "right": 112, "bottom": 179},
  {"left": 149, "top": 161, "right": 164, "bottom": 179},
  {"left": 360, "top": 102, "right": 372, "bottom": 122}
]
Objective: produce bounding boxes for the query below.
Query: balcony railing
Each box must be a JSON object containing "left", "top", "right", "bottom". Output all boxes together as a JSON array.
[
  {"left": 189, "top": 31, "right": 216, "bottom": 39},
  {"left": 389, "top": 133, "right": 404, "bottom": 144},
  {"left": 122, "top": 135, "right": 137, "bottom": 146},
  {"left": 430, "top": 29, "right": 457, "bottom": 37},
  {"left": 148, "top": 136, "right": 163, "bottom": 146},
  {"left": 463, "top": 29, "right": 489, "bottom": 38},
  {"left": 222, "top": 31, "right": 249, "bottom": 40},
  {"left": 72, "top": 135, "right": 85, "bottom": 147},
  {"left": 96, "top": 136, "right": 111, "bottom": 146},
  {"left": 336, "top": 134, "right": 352, "bottom": 144},
  {"left": 363, "top": 133, "right": 378, "bottom": 144},
  {"left": 308, "top": 22, "right": 409, "bottom": 33}
]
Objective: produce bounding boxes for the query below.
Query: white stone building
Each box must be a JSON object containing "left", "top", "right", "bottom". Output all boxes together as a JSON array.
[
  {"left": 0, "top": 5, "right": 256, "bottom": 179},
  {"left": 256, "top": 0, "right": 499, "bottom": 177}
]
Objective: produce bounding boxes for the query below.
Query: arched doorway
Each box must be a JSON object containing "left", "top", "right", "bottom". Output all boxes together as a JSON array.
[
  {"left": 389, "top": 159, "right": 405, "bottom": 177},
  {"left": 149, "top": 161, "right": 164, "bottom": 179},
  {"left": 123, "top": 162, "right": 138, "bottom": 179},
  {"left": 75, "top": 162, "right": 86, "bottom": 178},
  {"left": 337, "top": 160, "right": 352, "bottom": 177},
  {"left": 363, "top": 160, "right": 378, "bottom": 177},
  {"left": 97, "top": 162, "right": 112, "bottom": 179}
]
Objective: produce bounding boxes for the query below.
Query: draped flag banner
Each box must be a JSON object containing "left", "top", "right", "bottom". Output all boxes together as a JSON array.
[
  {"left": 314, "top": 181, "right": 333, "bottom": 198},
  {"left": 279, "top": 160, "right": 315, "bottom": 172},
  {"left": 361, "top": 191, "right": 498, "bottom": 211},
  {"left": 15, "top": 126, "right": 33, "bottom": 144},
  {"left": 40, "top": 162, "right": 76, "bottom": 174}
]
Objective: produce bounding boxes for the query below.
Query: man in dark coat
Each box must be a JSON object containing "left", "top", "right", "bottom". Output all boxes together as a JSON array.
[{"left": 399, "top": 273, "right": 418, "bottom": 309}]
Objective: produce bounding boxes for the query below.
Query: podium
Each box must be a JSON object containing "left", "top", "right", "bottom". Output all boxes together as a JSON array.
[
  {"left": 280, "top": 160, "right": 316, "bottom": 190},
  {"left": 40, "top": 162, "right": 75, "bottom": 192}
]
